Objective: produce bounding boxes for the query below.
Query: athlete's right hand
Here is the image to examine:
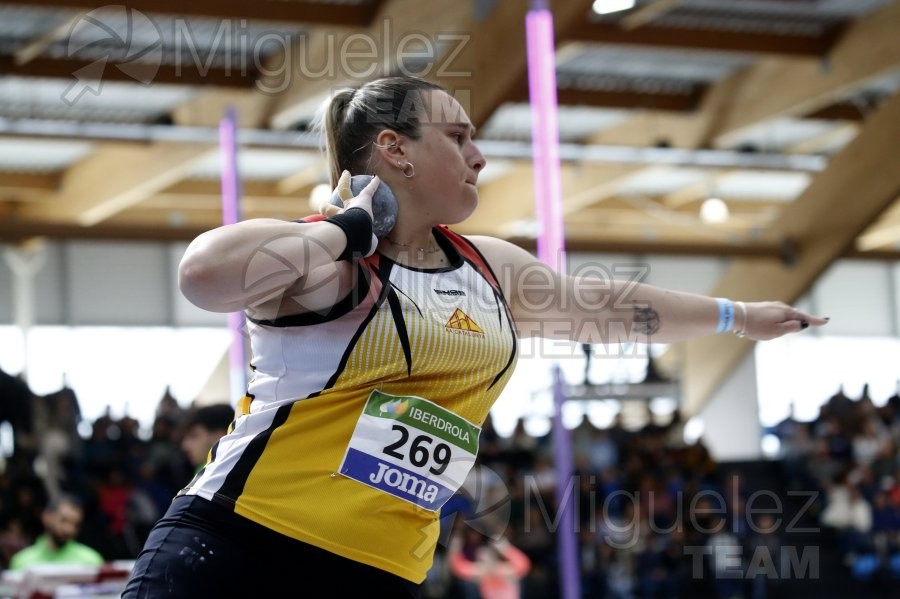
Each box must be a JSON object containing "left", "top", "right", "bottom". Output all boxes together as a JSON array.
[{"left": 332, "top": 170, "right": 380, "bottom": 257}]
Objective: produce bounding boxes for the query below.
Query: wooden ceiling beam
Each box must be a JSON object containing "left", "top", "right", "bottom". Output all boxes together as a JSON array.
[
  {"left": 13, "top": 14, "right": 81, "bottom": 66},
  {"left": 0, "top": 172, "right": 61, "bottom": 194},
  {"left": 585, "top": 108, "right": 718, "bottom": 149},
  {"left": 583, "top": 3, "right": 898, "bottom": 150},
  {"left": 266, "top": 0, "right": 472, "bottom": 130},
  {"left": 669, "top": 89, "right": 900, "bottom": 418},
  {"left": 560, "top": 166, "right": 649, "bottom": 215},
  {"left": 619, "top": 0, "right": 682, "bottom": 31},
  {"left": 429, "top": 0, "right": 594, "bottom": 129},
  {"left": 0, "top": 55, "right": 255, "bottom": 88},
  {"left": 516, "top": 84, "right": 879, "bottom": 121},
  {"left": 268, "top": 0, "right": 594, "bottom": 131},
  {"left": 705, "top": 0, "right": 900, "bottom": 145},
  {"left": 508, "top": 79, "right": 703, "bottom": 112},
  {"left": 565, "top": 19, "right": 841, "bottom": 57},
  {"left": 162, "top": 179, "right": 285, "bottom": 198},
  {"left": 455, "top": 161, "right": 639, "bottom": 236},
  {"left": 277, "top": 164, "right": 327, "bottom": 196},
  {"left": 804, "top": 101, "right": 868, "bottom": 121},
  {"left": 786, "top": 122, "right": 858, "bottom": 155},
  {"left": 1, "top": 216, "right": 897, "bottom": 261},
  {"left": 11, "top": 0, "right": 384, "bottom": 27},
  {"left": 856, "top": 195, "right": 900, "bottom": 252},
  {"left": 513, "top": 234, "right": 782, "bottom": 257},
  {"left": 0, "top": 220, "right": 206, "bottom": 242},
  {"left": 563, "top": 207, "right": 755, "bottom": 231},
  {"left": 18, "top": 143, "right": 217, "bottom": 225},
  {"left": 857, "top": 230, "right": 900, "bottom": 253}
]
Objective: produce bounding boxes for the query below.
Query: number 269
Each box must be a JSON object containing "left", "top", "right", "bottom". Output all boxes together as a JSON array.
[{"left": 383, "top": 425, "right": 451, "bottom": 475}]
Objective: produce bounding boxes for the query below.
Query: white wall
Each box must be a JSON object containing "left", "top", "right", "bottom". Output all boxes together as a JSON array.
[
  {"left": 698, "top": 353, "right": 762, "bottom": 461},
  {"left": 0, "top": 240, "right": 226, "bottom": 327},
  {"left": 812, "top": 260, "right": 897, "bottom": 337}
]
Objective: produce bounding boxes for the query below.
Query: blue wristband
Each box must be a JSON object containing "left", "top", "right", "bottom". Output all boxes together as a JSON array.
[{"left": 715, "top": 298, "right": 735, "bottom": 333}]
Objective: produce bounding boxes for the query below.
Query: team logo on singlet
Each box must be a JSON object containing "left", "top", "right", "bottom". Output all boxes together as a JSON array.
[
  {"left": 434, "top": 288, "right": 466, "bottom": 296},
  {"left": 445, "top": 308, "right": 484, "bottom": 337}
]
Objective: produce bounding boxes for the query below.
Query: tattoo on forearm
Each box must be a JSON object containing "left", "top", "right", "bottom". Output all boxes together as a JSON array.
[{"left": 633, "top": 304, "right": 660, "bottom": 335}]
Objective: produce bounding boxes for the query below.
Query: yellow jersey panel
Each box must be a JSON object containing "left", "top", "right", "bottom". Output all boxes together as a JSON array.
[{"left": 181, "top": 226, "right": 518, "bottom": 582}]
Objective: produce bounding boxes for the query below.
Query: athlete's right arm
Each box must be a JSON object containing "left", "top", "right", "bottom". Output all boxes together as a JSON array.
[
  {"left": 178, "top": 171, "right": 379, "bottom": 312},
  {"left": 179, "top": 175, "right": 379, "bottom": 313}
]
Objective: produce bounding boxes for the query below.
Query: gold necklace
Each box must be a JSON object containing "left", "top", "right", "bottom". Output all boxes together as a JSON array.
[{"left": 385, "top": 236, "right": 441, "bottom": 255}]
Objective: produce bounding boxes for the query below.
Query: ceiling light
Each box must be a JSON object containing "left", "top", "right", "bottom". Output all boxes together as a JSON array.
[
  {"left": 592, "top": 0, "right": 636, "bottom": 15},
  {"left": 700, "top": 197, "right": 730, "bottom": 224}
]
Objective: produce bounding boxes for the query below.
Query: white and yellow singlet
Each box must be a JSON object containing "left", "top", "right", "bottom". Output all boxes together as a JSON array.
[{"left": 180, "top": 225, "right": 518, "bottom": 583}]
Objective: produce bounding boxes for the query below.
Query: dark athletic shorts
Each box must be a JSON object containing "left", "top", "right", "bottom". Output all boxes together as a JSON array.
[{"left": 121, "top": 494, "right": 422, "bottom": 598}]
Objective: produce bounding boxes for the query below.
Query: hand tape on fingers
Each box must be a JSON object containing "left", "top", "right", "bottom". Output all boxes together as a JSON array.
[{"left": 330, "top": 174, "right": 398, "bottom": 238}]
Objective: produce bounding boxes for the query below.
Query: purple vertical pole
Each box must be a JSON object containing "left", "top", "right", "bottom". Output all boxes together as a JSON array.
[
  {"left": 526, "top": 6, "right": 566, "bottom": 270},
  {"left": 526, "top": 6, "right": 580, "bottom": 599},
  {"left": 219, "top": 106, "right": 247, "bottom": 403}
]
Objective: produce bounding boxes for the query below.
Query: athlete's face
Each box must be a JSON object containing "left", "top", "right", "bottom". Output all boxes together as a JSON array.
[{"left": 402, "top": 90, "right": 486, "bottom": 225}]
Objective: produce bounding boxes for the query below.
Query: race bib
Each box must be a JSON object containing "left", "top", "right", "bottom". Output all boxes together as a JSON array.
[{"left": 338, "top": 390, "right": 481, "bottom": 511}]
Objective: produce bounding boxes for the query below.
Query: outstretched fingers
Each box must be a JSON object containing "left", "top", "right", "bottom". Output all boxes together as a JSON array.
[
  {"left": 788, "top": 308, "right": 829, "bottom": 329},
  {"left": 745, "top": 301, "right": 829, "bottom": 340},
  {"left": 775, "top": 305, "right": 829, "bottom": 338}
]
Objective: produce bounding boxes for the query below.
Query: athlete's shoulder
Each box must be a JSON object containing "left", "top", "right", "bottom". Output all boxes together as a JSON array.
[{"left": 459, "top": 235, "right": 537, "bottom": 270}]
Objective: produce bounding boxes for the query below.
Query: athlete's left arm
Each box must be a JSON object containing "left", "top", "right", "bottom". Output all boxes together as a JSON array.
[{"left": 467, "top": 236, "right": 827, "bottom": 344}]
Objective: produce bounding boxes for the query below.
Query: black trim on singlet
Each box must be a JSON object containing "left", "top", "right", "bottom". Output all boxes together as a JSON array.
[
  {"left": 373, "top": 256, "right": 416, "bottom": 376},
  {"left": 390, "top": 283, "right": 424, "bottom": 318},
  {"left": 447, "top": 230, "right": 503, "bottom": 298},
  {"left": 385, "top": 285, "right": 413, "bottom": 376},
  {"left": 207, "top": 419, "right": 235, "bottom": 464},
  {"left": 215, "top": 402, "right": 295, "bottom": 504},
  {"left": 246, "top": 263, "right": 372, "bottom": 327},
  {"left": 488, "top": 324, "right": 517, "bottom": 389},
  {"left": 309, "top": 258, "right": 396, "bottom": 397},
  {"left": 445, "top": 229, "right": 519, "bottom": 390},
  {"left": 433, "top": 227, "right": 464, "bottom": 268}
]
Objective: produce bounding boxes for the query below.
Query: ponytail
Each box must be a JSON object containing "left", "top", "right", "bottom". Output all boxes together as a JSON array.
[
  {"left": 322, "top": 88, "right": 357, "bottom": 188},
  {"left": 314, "top": 76, "right": 446, "bottom": 188}
]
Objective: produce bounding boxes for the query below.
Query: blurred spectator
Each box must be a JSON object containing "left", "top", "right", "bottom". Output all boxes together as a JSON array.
[
  {"left": 0, "top": 368, "right": 34, "bottom": 457},
  {"left": 744, "top": 513, "right": 784, "bottom": 599},
  {"left": 852, "top": 418, "right": 889, "bottom": 468},
  {"left": 870, "top": 490, "right": 900, "bottom": 558},
  {"left": 682, "top": 440, "right": 718, "bottom": 484},
  {"left": 779, "top": 422, "right": 817, "bottom": 490},
  {"left": 706, "top": 528, "right": 744, "bottom": 599},
  {"left": 599, "top": 543, "right": 634, "bottom": 599},
  {"left": 0, "top": 518, "right": 29, "bottom": 567},
  {"left": 586, "top": 427, "right": 619, "bottom": 474},
  {"left": 9, "top": 493, "right": 103, "bottom": 570},
  {"left": 2, "top": 368, "right": 897, "bottom": 597},
  {"left": 821, "top": 480, "right": 873, "bottom": 561},
  {"left": 180, "top": 403, "right": 235, "bottom": 473},
  {"left": 449, "top": 531, "right": 531, "bottom": 599},
  {"left": 505, "top": 418, "right": 537, "bottom": 471},
  {"left": 155, "top": 386, "right": 186, "bottom": 424},
  {"left": 95, "top": 465, "right": 134, "bottom": 560},
  {"left": 635, "top": 533, "right": 670, "bottom": 598}
]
